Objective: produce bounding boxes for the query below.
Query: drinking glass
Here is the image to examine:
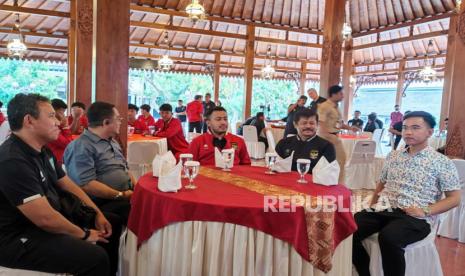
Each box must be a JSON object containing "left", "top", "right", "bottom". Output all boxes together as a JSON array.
[
  {"left": 265, "top": 152, "right": 278, "bottom": 174},
  {"left": 127, "top": 126, "right": 135, "bottom": 136},
  {"left": 179, "top": 153, "right": 193, "bottom": 179},
  {"left": 296, "top": 159, "right": 311, "bottom": 184},
  {"left": 221, "top": 149, "right": 234, "bottom": 171},
  {"left": 148, "top": 126, "right": 155, "bottom": 135},
  {"left": 184, "top": 161, "right": 200, "bottom": 190}
]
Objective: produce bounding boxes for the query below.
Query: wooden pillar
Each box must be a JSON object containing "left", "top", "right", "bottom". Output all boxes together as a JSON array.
[
  {"left": 440, "top": 15, "right": 457, "bottom": 130},
  {"left": 244, "top": 25, "right": 255, "bottom": 120},
  {"left": 341, "top": 39, "right": 353, "bottom": 122},
  {"left": 93, "top": 0, "right": 130, "bottom": 150},
  {"left": 72, "top": 0, "right": 93, "bottom": 108},
  {"left": 445, "top": 9, "right": 465, "bottom": 158},
  {"left": 319, "top": 0, "right": 345, "bottom": 98},
  {"left": 300, "top": 61, "right": 307, "bottom": 95},
  {"left": 67, "top": 0, "right": 76, "bottom": 109},
  {"left": 214, "top": 53, "right": 220, "bottom": 103},
  {"left": 395, "top": 60, "right": 406, "bottom": 107}
]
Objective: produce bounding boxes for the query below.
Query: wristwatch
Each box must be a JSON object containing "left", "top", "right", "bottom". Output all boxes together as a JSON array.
[
  {"left": 81, "top": 228, "right": 91, "bottom": 240},
  {"left": 114, "top": 191, "right": 123, "bottom": 200},
  {"left": 421, "top": 206, "right": 431, "bottom": 217}
]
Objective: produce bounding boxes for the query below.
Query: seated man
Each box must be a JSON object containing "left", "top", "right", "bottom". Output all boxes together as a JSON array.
[
  {"left": 68, "top": 101, "right": 89, "bottom": 135},
  {"left": 239, "top": 112, "right": 268, "bottom": 149},
  {"left": 348, "top": 110, "right": 364, "bottom": 130},
  {"left": 275, "top": 109, "right": 335, "bottom": 173},
  {"left": 64, "top": 102, "right": 134, "bottom": 225},
  {"left": 128, "top": 103, "right": 148, "bottom": 134},
  {"left": 363, "top": 112, "right": 383, "bottom": 133},
  {"left": 47, "top": 99, "right": 73, "bottom": 165},
  {"left": 352, "top": 111, "right": 461, "bottom": 276},
  {"left": 0, "top": 93, "right": 120, "bottom": 275},
  {"left": 189, "top": 106, "right": 251, "bottom": 166},
  {"left": 154, "top": 104, "right": 189, "bottom": 157},
  {"left": 137, "top": 104, "right": 156, "bottom": 129}
]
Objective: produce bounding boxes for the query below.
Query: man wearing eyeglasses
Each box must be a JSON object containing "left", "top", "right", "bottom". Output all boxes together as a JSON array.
[{"left": 352, "top": 111, "right": 462, "bottom": 276}]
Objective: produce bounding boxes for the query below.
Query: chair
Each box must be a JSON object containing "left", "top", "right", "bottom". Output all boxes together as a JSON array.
[
  {"left": 243, "top": 125, "right": 265, "bottom": 159},
  {"left": 187, "top": 132, "right": 201, "bottom": 143},
  {"left": 0, "top": 121, "right": 10, "bottom": 146},
  {"left": 127, "top": 142, "right": 160, "bottom": 179},
  {"left": 361, "top": 132, "right": 373, "bottom": 139},
  {"left": 265, "top": 129, "right": 276, "bottom": 153},
  {"left": 438, "top": 159, "right": 465, "bottom": 243},
  {"left": 372, "top": 129, "right": 385, "bottom": 156},
  {"left": 345, "top": 141, "right": 378, "bottom": 190},
  {"left": 358, "top": 222, "right": 443, "bottom": 276}
]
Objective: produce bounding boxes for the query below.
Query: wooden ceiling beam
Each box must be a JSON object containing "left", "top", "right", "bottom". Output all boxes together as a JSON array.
[
  {"left": 0, "top": 28, "right": 68, "bottom": 39},
  {"left": 255, "top": 36, "right": 322, "bottom": 48},
  {"left": 0, "top": 42, "right": 67, "bottom": 53},
  {"left": 353, "top": 30, "right": 448, "bottom": 50},
  {"left": 0, "top": 4, "right": 70, "bottom": 18},
  {"left": 0, "top": 53, "right": 66, "bottom": 63},
  {"left": 352, "top": 12, "right": 452, "bottom": 38},
  {"left": 130, "top": 4, "right": 323, "bottom": 36},
  {"left": 354, "top": 65, "right": 445, "bottom": 76},
  {"left": 354, "top": 53, "right": 447, "bottom": 67}
]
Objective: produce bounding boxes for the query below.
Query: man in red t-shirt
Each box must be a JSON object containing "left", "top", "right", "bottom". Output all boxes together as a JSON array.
[
  {"left": 128, "top": 104, "right": 148, "bottom": 134},
  {"left": 154, "top": 104, "right": 189, "bottom": 158},
  {"left": 48, "top": 99, "right": 74, "bottom": 165},
  {"left": 186, "top": 95, "right": 203, "bottom": 133},
  {"left": 188, "top": 106, "right": 251, "bottom": 166},
  {"left": 68, "top": 101, "right": 88, "bottom": 135},
  {"left": 0, "top": 101, "right": 5, "bottom": 126},
  {"left": 137, "top": 104, "right": 156, "bottom": 130}
]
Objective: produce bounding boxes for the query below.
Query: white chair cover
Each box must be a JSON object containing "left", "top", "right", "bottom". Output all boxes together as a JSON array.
[
  {"left": 265, "top": 129, "right": 276, "bottom": 153},
  {"left": 127, "top": 141, "right": 161, "bottom": 179},
  {"left": 345, "top": 141, "right": 379, "bottom": 190},
  {"left": 371, "top": 129, "right": 385, "bottom": 156},
  {"left": 187, "top": 132, "right": 201, "bottom": 142},
  {"left": 438, "top": 159, "right": 465, "bottom": 243},
  {"left": 243, "top": 126, "right": 265, "bottom": 159},
  {"left": 0, "top": 121, "right": 10, "bottom": 145},
  {"left": 357, "top": 223, "right": 443, "bottom": 276}
]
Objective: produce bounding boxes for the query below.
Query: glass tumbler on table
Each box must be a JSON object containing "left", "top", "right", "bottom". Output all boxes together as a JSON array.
[
  {"left": 184, "top": 161, "right": 200, "bottom": 190},
  {"left": 296, "top": 159, "right": 311, "bottom": 184}
]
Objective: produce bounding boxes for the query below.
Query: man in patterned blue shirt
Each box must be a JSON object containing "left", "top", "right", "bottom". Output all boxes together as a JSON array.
[{"left": 352, "top": 111, "right": 462, "bottom": 276}]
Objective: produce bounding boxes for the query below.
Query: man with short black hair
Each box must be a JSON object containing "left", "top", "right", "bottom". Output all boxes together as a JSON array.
[
  {"left": 353, "top": 111, "right": 461, "bottom": 276},
  {"left": 154, "top": 104, "right": 189, "bottom": 157},
  {"left": 0, "top": 93, "right": 113, "bottom": 275},
  {"left": 128, "top": 104, "right": 147, "bottom": 134},
  {"left": 239, "top": 112, "right": 269, "bottom": 149},
  {"left": 318, "top": 85, "right": 359, "bottom": 184},
  {"left": 276, "top": 109, "right": 335, "bottom": 173},
  {"left": 174, "top": 99, "right": 187, "bottom": 133},
  {"left": 186, "top": 95, "right": 204, "bottom": 133},
  {"left": 389, "top": 110, "right": 411, "bottom": 150},
  {"left": 47, "top": 99, "right": 73, "bottom": 165},
  {"left": 68, "top": 101, "right": 88, "bottom": 135},
  {"left": 390, "top": 104, "right": 403, "bottom": 128},
  {"left": 64, "top": 102, "right": 134, "bottom": 224},
  {"left": 202, "top": 93, "right": 216, "bottom": 133},
  {"left": 348, "top": 110, "right": 364, "bottom": 130},
  {"left": 188, "top": 106, "right": 251, "bottom": 165},
  {"left": 284, "top": 95, "right": 308, "bottom": 137},
  {"left": 137, "top": 104, "right": 156, "bottom": 128},
  {"left": 363, "top": 112, "right": 383, "bottom": 133}
]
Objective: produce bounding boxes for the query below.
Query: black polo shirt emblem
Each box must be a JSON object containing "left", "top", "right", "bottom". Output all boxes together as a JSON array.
[{"left": 310, "top": 149, "right": 319, "bottom": 159}]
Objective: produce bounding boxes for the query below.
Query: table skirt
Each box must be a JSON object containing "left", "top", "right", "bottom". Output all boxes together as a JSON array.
[{"left": 120, "top": 221, "right": 352, "bottom": 276}]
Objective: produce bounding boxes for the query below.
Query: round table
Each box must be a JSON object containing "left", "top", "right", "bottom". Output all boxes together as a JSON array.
[{"left": 123, "top": 165, "right": 357, "bottom": 276}]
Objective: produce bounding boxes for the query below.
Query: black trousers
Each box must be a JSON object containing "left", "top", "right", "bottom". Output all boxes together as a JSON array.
[
  {"left": 189, "top": 121, "right": 202, "bottom": 133},
  {"left": 0, "top": 227, "right": 110, "bottom": 276},
  {"left": 258, "top": 136, "right": 269, "bottom": 150},
  {"left": 352, "top": 208, "right": 431, "bottom": 276}
]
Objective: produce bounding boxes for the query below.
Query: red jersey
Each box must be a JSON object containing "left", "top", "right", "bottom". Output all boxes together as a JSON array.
[
  {"left": 186, "top": 101, "right": 203, "bottom": 122},
  {"left": 68, "top": 115, "right": 89, "bottom": 134},
  {"left": 128, "top": 118, "right": 148, "bottom": 134},
  {"left": 154, "top": 118, "right": 189, "bottom": 157},
  {"left": 0, "top": 112, "right": 5, "bottom": 126},
  {"left": 188, "top": 132, "right": 251, "bottom": 166},
  {"left": 137, "top": 114, "right": 156, "bottom": 128},
  {"left": 47, "top": 127, "right": 73, "bottom": 164}
]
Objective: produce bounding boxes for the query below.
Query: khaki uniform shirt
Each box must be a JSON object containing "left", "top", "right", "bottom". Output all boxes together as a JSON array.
[{"left": 318, "top": 100, "right": 341, "bottom": 134}]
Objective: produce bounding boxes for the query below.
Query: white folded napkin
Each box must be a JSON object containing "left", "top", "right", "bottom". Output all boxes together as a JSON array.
[
  {"left": 273, "top": 151, "right": 294, "bottom": 173},
  {"left": 215, "top": 148, "right": 235, "bottom": 169},
  {"left": 312, "top": 156, "right": 340, "bottom": 186},
  {"left": 152, "top": 151, "right": 176, "bottom": 177},
  {"left": 158, "top": 161, "right": 182, "bottom": 192}
]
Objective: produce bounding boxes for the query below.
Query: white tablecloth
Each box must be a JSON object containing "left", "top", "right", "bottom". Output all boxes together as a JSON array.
[
  {"left": 120, "top": 221, "right": 352, "bottom": 276},
  {"left": 270, "top": 127, "right": 285, "bottom": 145},
  {"left": 345, "top": 157, "right": 386, "bottom": 190},
  {"left": 127, "top": 137, "right": 168, "bottom": 179},
  {"left": 340, "top": 137, "right": 373, "bottom": 159}
]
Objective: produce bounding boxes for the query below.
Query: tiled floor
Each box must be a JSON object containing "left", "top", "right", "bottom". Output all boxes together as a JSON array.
[{"left": 436, "top": 237, "right": 465, "bottom": 276}]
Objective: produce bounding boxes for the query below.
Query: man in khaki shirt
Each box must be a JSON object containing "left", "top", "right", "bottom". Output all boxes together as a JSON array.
[{"left": 318, "top": 85, "right": 359, "bottom": 184}]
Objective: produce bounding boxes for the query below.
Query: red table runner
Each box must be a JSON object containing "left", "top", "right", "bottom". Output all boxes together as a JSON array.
[{"left": 127, "top": 165, "right": 357, "bottom": 272}]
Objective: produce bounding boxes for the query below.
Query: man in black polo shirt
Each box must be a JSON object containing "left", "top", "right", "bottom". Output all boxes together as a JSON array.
[
  {"left": 0, "top": 94, "right": 121, "bottom": 276},
  {"left": 275, "top": 109, "right": 336, "bottom": 173},
  {"left": 202, "top": 93, "right": 216, "bottom": 133},
  {"left": 284, "top": 95, "right": 308, "bottom": 138},
  {"left": 348, "top": 110, "right": 364, "bottom": 130}
]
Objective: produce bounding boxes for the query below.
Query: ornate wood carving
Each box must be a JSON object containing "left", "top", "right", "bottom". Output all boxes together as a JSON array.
[
  {"left": 445, "top": 125, "right": 464, "bottom": 158},
  {"left": 321, "top": 35, "right": 330, "bottom": 63},
  {"left": 331, "top": 37, "right": 342, "bottom": 65},
  {"left": 77, "top": 3, "right": 92, "bottom": 36},
  {"left": 459, "top": 12, "right": 465, "bottom": 45}
]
